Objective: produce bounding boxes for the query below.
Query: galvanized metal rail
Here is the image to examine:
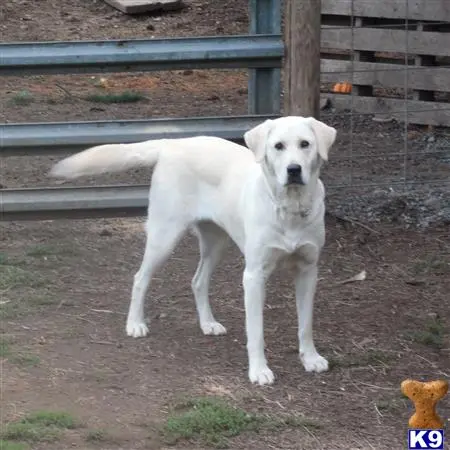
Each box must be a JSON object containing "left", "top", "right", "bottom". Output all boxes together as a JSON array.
[
  {"left": 0, "top": 35, "right": 283, "bottom": 75},
  {"left": 1, "top": 185, "right": 150, "bottom": 221},
  {"left": 0, "top": 115, "right": 277, "bottom": 156}
]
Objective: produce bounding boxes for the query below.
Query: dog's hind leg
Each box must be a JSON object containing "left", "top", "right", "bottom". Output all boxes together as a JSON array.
[
  {"left": 126, "top": 218, "right": 186, "bottom": 338},
  {"left": 191, "top": 221, "right": 229, "bottom": 336}
]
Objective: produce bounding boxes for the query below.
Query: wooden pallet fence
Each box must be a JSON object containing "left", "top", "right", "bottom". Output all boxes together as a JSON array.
[{"left": 320, "top": 0, "right": 450, "bottom": 126}]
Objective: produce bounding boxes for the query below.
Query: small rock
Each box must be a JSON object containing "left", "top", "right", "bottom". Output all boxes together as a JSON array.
[
  {"left": 99, "top": 229, "right": 112, "bottom": 237},
  {"left": 207, "top": 94, "right": 220, "bottom": 101},
  {"left": 146, "top": 23, "right": 155, "bottom": 30},
  {"left": 182, "top": 69, "right": 193, "bottom": 76}
]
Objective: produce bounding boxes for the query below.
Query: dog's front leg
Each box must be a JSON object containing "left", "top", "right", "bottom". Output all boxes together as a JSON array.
[
  {"left": 243, "top": 267, "right": 274, "bottom": 385},
  {"left": 295, "top": 263, "right": 329, "bottom": 373}
]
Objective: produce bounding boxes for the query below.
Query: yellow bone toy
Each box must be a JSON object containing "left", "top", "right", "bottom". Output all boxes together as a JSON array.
[{"left": 401, "top": 379, "right": 448, "bottom": 429}]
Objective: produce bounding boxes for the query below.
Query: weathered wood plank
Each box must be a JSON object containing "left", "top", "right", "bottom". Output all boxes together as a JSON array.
[
  {"left": 321, "top": 0, "right": 450, "bottom": 23},
  {"left": 321, "top": 26, "right": 450, "bottom": 58},
  {"left": 322, "top": 94, "right": 450, "bottom": 126},
  {"left": 321, "top": 59, "right": 450, "bottom": 92},
  {"left": 103, "top": 0, "right": 184, "bottom": 14}
]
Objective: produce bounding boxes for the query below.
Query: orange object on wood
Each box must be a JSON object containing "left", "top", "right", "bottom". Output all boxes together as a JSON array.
[{"left": 332, "top": 82, "right": 352, "bottom": 94}]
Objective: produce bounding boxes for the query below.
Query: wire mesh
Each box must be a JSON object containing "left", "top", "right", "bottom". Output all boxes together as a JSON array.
[{"left": 320, "top": 0, "right": 450, "bottom": 191}]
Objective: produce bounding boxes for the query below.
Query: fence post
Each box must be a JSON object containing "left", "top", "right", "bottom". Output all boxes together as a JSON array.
[
  {"left": 284, "top": 0, "right": 321, "bottom": 118},
  {"left": 248, "top": 0, "right": 281, "bottom": 115}
]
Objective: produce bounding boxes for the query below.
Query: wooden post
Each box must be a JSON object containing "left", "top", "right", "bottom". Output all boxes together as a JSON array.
[{"left": 284, "top": 0, "right": 322, "bottom": 118}]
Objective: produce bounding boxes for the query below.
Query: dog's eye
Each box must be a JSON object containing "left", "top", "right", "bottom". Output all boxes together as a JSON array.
[
  {"left": 300, "top": 140, "right": 310, "bottom": 148},
  {"left": 274, "top": 142, "right": 284, "bottom": 151}
]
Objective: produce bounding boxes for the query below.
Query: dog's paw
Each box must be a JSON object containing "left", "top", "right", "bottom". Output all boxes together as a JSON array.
[
  {"left": 201, "top": 321, "right": 227, "bottom": 336},
  {"left": 249, "top": 365, "right": 275, "bottom": 385},
  {"left": 301, "top": 352, "right": 329, "bottom": 373},
  {"left": 126, "top": 320, "right": 149, "bottom": 338}
]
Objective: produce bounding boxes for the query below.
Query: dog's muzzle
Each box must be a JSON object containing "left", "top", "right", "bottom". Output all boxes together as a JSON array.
[{"left": 286, "top": 163, "right": 304, "bottom": 185}]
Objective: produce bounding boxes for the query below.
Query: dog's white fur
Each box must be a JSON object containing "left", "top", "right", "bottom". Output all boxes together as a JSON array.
[{"left": 50, "top": 115, "right": 337, "bottom": 385}]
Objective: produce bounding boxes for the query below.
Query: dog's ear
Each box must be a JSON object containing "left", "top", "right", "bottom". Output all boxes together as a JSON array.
[
  {"left": 244, "top": 119, "right": 273, "bottom": 163},
  {"left": 307, "top": 117, "right": 337, "bottom": 161}
]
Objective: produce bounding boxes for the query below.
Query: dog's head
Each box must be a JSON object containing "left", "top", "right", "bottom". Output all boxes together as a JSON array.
[{"left": 244, "top": 116, "right": 336, "bottom": 187}]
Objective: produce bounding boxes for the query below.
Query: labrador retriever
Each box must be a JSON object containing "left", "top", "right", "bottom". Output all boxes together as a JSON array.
[{"left": 50, "top": 115, "right": 337, "bottom": 385}]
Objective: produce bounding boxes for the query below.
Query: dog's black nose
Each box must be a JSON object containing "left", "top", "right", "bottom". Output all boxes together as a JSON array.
[{"left": 287, "top": 163, "right": 302, "bottom": 177}]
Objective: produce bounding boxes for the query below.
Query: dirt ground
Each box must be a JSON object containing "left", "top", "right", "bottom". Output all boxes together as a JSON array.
[{"left": 1, "top": 1, "right": 450, "bottom": 449}]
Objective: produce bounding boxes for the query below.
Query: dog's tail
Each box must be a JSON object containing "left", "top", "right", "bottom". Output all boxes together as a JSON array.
[{"left": 49, "top": 140, "right": 163, "bottom": 179}]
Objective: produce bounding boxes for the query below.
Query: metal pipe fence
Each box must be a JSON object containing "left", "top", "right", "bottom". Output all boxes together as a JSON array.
[
  {"left": 1, "top": 0, "right": 449, "bottom": 222},
  {"left": 0, "top": 0, "right": 282, "bottom": 221}
]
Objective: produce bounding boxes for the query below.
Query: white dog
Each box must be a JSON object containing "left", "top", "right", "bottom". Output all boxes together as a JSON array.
[{"left": 50, "top": 115, "right": 337, "bottom": 385}]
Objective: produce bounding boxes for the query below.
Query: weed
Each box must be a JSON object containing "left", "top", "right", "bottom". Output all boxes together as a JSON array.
[
  {"left": 10, "top": 91, "right": 34, "bottom": 106},
  {"left": 1, "top": 423, "right": 61, "bottom": 443},
  {"left": 9, "top": 353, "right": 40, "bottom": 368},
  {"left": 163, "top": 396, "right": 319, "bottom": 449},
  {"left": 375, "top": 397, "right": 406, "bottom": 414},
  {"left": 0, "top": 441, "right": 29, "bottom": 450},
  {"left": 0, "top": 338, "right": 11, "bottom": 358},
  {"left": 21, "top": 411, "right": 79, "bottom": 429},
  {"left": 0, "top": 336, "right": 40, "bottom": 367},
  {"left": 85, "top": 91, "right": 146, "bottom": 104},
  {"left": 29, "top": 295, "right": 58, "bottom": 306},
  {"left": 409, "top": 317, "right": 444, "bottom": 349},
  {"left": 1, "top": 411, "right": 79, "bottom": 443},
  {"left": 412, "top": 256, "right": 450, "bottom": 276},
  {"left": 26, "top": 244, "right": 76, "bottom": 257},
  {"left": 85, "top": 429, "right": 109, "bottom": 442},
  {"left": 329, "top": 349, "right": 392, "bottom": 370},
  {"left": 0, "top": 266, "right": 45, "bottom": 290},
  {"left": 281, "top": 415, "right": 322, "bottom": 430},
  {"left": 0, "top": 253, "right": 26, "bottom": 267},
  {"left": 0, "top": 294, "right": 56, "bottom": 320}
]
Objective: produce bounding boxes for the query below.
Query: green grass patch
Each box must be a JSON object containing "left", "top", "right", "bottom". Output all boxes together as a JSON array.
[
  {"left": 412, "top": 255, "right": 450, "bottom": 276},
  {"left": 8, "top": 353, "right": 40, "bottom": 368},
  {"left": 0, "top": 265, "right": 46, "bottom": 290},
  {"left": 162, "top": 396, "right": 320, "bottom": 448},
  {"left": 1, "top": 295, "right": 57, "bottom": 321},
  {"left": 85, "top": 429, "right": 110, "bottom": 443},
  {"left": 85, "top": 91, "right": 146, "bottom": 104},
  {"left": 0, "top": 337, "right": 11, "bottom": 358},
  {"left": 409, "top": 317, "right": 444, "bottom": 349},
  {"left": 25, "top": 244, "right": 77, "bottom": 258},
  {"left": 0, "top": 441, "right": 30, "bottom": 450},
  {"left": 329, "top": 349, "right": 393, "bottom": 370},
  {"left": 1, "top": 411, "right": 80, "bottom": 444},
  {"left": 375, "top": 396, "right": 406, "bottom": 414},
  {"left": 1, "top": 423, "right": 61, "bottom": 443},
  {"left": 10, "top": 91, "right": 34, "bottom": 106},
  {"left": 0, "top": 252, "right": 9, "bottom": 265},
  {"left": 0, "top": 253, "right": 27, "bottom": 267},
  {"left": 0, "top": 336, "right": 40, "bottom": 367},
  {"left": 21, "top": 411, "right": 78, "bottom": 429}
]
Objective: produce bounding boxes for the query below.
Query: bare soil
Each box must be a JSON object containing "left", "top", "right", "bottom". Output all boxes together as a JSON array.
[{"left": 1, "top": 1, "right": 450, "bottom": 449}]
